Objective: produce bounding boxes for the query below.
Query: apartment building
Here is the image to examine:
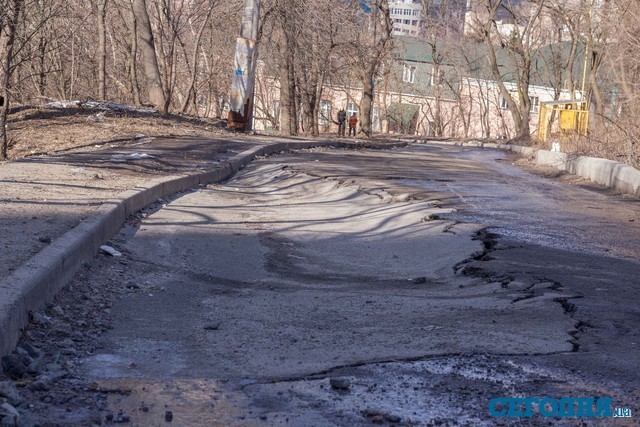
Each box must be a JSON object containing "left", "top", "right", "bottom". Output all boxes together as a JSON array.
[
  {"left": 389, "top": 0, "right": 469, "bottom": 38},
  {"left": 389, "top": 0, "right": 424, "bottom": 36}
]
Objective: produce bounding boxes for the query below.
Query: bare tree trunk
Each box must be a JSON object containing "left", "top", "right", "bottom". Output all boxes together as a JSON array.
[
  {"left": 128, "top": 1, "right": 141, "bottom": 105},
  {"left": 588, "top": 49, "right": 605, "bottom": 117},
  {"left": 132, "top": 0, "right": 165, "bottom": 110},
  {"left": 299, "top": 44, "right": 320, "bottom": 136},
  {"left": 278, "top": 31, "right": 297, "bottom": 135},
  {"left": 433, "top": 63, "right": 443, "bottom": 136},
  {"left": 281, "top": 57, "right": 298, "bottom": 135},
  {"left": 311, "top": 73, "right": 326, "bottom": 136},
  {"left": 360, "top": 0, "right": 392, "bottom": 137},
  {"left": 360, "top": 63, "right": 375, "bottom": 137},
  {"left": 0, "top": 0, "right": 23, "bottom": 160},
  {"left": 36, "top": 36, "right": 47, "bottom": 96},
  {"left": 97, "top": 0, "right": 107, "bottom": 100},
  {"left": 300, "top": 62, "right": 319, "bottom": 136},
  {"left": 70, "top": 36, "right": 77, "bottom": 99}
]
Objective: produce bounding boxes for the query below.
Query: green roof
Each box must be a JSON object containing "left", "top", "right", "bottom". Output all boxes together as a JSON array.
[{"left": 392, "top": 36, "right": 592, "bottom": 89}]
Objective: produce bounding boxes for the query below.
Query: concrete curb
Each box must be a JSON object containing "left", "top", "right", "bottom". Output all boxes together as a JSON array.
[
  {"left": 0, "top": 139, "right": 342, "bottom": 357},
  {"left": 422, "top": 139, "right": 640, "bottom": 197},
  {"left": 513, "top": 146, "right": 640, "bottom": 197}
]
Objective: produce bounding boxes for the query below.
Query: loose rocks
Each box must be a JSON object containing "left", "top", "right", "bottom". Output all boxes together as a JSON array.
[
  {"left": 203, "top": 323, "right": 221, "bottom": 331},
  {"left": 329, "top": 377, "right": 351, "bottom": 391},
  {"left": 0, "top": 382, "right": 21, "bottom": 406},
  {"left": 1, "top": 356, "right": 26, "bottom": 381},
  {"left": 0, "top": 402, "right": 19, "bottom": 426}
]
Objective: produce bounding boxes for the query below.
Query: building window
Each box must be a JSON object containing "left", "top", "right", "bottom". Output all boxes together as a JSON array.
[
  {"left": 347, "top": 102, "right": 358, "bottom": 117},
  {"left": 220, "top": 98, "right": 230, "bottom": 113},
  {"left": 530, "top": 96, "right": 540, "bottom": 113},
  {"left": 269, "top": 100, "right": 280, "bottom": 130},
  {"left": 319, "top": 100, "right": 332, "bottom": 126},
  {"left": 428, "top": 121, "right": 436, "bottom": 136},
  {"left": 430, "top": 68, "right": 445, "bottom": 86},
  {"left": 499, "top": 95, "right": 509, "bottom": 109},
  {"left": 403, "top": 64, "right": 416, "bottom": 83},
  {"left": 372, "top": 107, "right": 381, "bottom": 133}
]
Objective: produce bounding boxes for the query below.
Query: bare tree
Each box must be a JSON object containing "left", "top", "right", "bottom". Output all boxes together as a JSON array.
[
  {"left": 592, "top": 0, "right": 639, "bottom": 167},
  {"left": 179, "top": 0, "right": 217, "bottom": 114},
  {"left": 133, "top": 0, "right": 165, "bottom": 109},
  {"left": 0, "top": 0, "right": 23, "bottom": 159},
  {"left": 475, "top": 0, "right": 546, "bottom": 140},
  {"left": 541, "top": 1, "right": 583, "bottom": 101},
  {"left": 294, "top": 0, "right": 352, "bottom": 136},
  {"left": 97, "top": 0, "right": 108, "bottom": 100},
  {"left": 127, "top": 0, "right": 142, "bottom": 104},
  {"left": 418, "top": 0, "right": 467, "bottom": 137},
  {"left": 355, "top": 0, "right": 393, "bottom": 137},
  {"left": 265, "top": 0, "right": 301, "bottom": 135}
]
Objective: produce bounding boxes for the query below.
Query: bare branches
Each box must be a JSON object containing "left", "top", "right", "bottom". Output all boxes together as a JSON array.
[{"left": 1, "top": 0, "right": 24, "bottom": 159}]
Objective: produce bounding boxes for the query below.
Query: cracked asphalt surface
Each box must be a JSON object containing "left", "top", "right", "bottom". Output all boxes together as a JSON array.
[{"left": 4, "top": 144, "right": 639, "bottom": 426}]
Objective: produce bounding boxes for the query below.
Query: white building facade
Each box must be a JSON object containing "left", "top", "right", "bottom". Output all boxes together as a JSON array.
[{"left": 389, "top": 0, "right": 424, "bottom": 36}]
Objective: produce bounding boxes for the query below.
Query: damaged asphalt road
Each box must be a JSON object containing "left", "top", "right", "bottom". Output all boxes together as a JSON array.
[{"left": 2, "top": 144, "right": 639, "bottom": 426}]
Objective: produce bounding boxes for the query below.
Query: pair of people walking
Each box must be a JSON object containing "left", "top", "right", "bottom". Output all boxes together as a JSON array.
[{"left": 337, "top": 108, "right": 357, "bottom": 137}]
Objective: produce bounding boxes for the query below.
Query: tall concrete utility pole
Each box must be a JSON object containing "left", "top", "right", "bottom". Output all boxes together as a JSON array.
[{"left": 227, "top": 0, "right": 260, "bottom": 132}]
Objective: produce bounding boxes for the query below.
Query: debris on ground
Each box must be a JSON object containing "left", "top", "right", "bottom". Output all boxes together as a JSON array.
[{"left": 100, "top": 245, "right": 122, "bottom": 257}]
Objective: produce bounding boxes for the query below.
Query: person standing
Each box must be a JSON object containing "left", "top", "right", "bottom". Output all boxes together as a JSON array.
[
  {"left": 337, "top": 108, "right": 346, "bottom": 137},
  {"left": 348, "top": 112, "right": 358, "bottom": 137}
]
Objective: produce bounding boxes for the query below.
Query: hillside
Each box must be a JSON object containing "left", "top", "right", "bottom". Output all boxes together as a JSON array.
[{"left": 3, "top": 102, "right": 228, "bottom": 161}]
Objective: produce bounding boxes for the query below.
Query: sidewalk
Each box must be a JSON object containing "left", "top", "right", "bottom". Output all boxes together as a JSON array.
[
  {"left": 1, "top": 136, "right": 249, "bottom": 278},
  {"left": 0, "top": 134, "right": 346, "bottom": 357}
]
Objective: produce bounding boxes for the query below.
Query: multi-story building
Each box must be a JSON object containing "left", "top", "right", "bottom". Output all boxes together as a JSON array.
[
  {"left": 390, "top": 0, "right": 592, "bottom": 42},
  {"left": 389, "top": 0, "right": 471, "bottom": 38},
  {"left": 389, "top": 0, "right": 424, "bottom": 36},
  {"left": 251, "top": 2, "right": 588, "bottom": 139},
  {"left": 253, "top": 35, "right": 578, "bottom": 139},
  {"left": 463, "top": 0, "right": 528, "bottom": 38}
]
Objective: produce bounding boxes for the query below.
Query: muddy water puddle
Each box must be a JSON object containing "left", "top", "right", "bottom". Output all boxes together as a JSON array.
[{"left": 97, "top": 378, "right": 256, "bottom": 426}]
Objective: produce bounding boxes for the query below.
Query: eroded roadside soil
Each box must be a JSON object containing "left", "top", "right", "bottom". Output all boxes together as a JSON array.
[{"left": 1, "top": 144, "right": 639, "bottom": 426}]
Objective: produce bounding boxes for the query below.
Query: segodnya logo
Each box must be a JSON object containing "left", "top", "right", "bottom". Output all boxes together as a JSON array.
[{"left": 489, "top": 397, "right": 632, "bottom": 418}]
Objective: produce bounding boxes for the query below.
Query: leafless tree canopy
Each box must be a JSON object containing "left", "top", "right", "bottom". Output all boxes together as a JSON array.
[
  {"left": 456, "top": 0, "right": 638, "bottom": 165},
  {"left": 2, "top": 0, "right": 241, "bottom": 112},
  {"left": 0, "top": 0, "right": 638, "bottom": 166}
]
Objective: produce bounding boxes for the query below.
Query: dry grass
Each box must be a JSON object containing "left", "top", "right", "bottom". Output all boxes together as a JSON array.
[
  {"left": 6, "top": 105, "right": 228, "bottom": 160},
  {"left": 532, "top": 129, "right": 639, "bottom": 170}
]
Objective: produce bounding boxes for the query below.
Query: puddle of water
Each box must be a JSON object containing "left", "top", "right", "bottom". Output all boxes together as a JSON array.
[{"left": 98, "top": 378, "right": 258, "bottom": 426}]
